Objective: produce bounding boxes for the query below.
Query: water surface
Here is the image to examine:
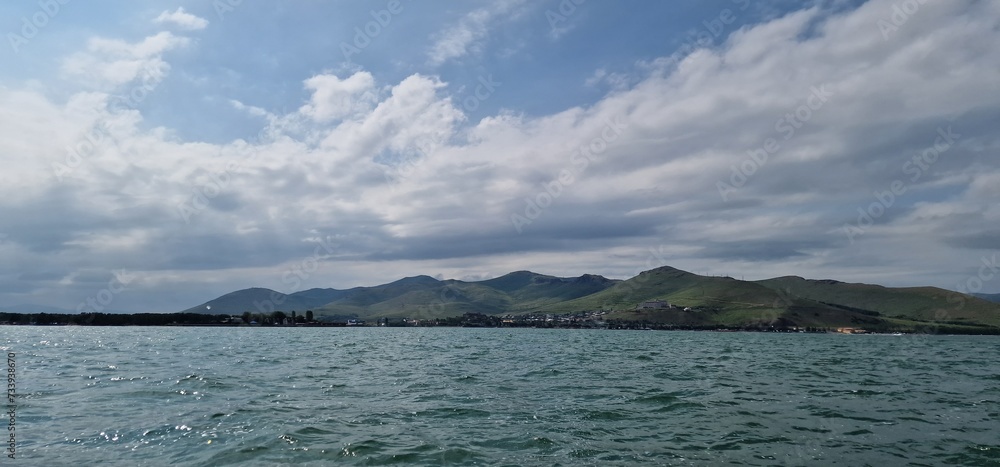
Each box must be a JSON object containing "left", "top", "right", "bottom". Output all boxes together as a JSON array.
[{"left": 3, "top": 327, "right": 999, "bottom": 465}]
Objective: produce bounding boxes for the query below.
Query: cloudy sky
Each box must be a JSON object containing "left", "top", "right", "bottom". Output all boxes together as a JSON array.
[{"left": 1, "top": 0, "right": 998, "bottom": 313}]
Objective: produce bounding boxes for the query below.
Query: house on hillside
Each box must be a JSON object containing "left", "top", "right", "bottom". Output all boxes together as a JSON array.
[{"left": 637, "top": 300, "right": 672, "bottom": 310}]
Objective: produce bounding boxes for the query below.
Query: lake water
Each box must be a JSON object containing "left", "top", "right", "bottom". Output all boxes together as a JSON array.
[{"left": 3, "top": 327, "right": 999, "bottom": 465}]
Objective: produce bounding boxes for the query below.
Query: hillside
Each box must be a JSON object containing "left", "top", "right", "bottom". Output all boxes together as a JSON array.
[
  {"left": 480, "top": 272, "right": 619, "bottom": 311},
  {"left": 183, "top": 272, "right": 620, "bottom": 319},
  {"left": 178, "top": 266, "right": 1000, "bottom": 332},
  {"left": 533, "top": 266, "right": 886, "bottom": 329},
  {"left": 311, "top": 272, "right": 620, "bottom": 319},
  {"left": 180, "top": 287, "right": 352, "bottom": 315},
  {"left": 974, "top": 293, "right": 1000, "bottom": 304},
  {"left": 757, "top": 277, "right": 1000, "bottom": 327}
]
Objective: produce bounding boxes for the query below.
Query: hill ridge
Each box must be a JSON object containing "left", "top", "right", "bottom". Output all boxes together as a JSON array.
[{"left": 177, "top": 266, "right": 1000, "bottom": 331}]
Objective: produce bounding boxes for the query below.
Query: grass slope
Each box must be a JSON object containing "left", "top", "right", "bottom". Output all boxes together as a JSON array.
[
  {"left": 757, "top": 277, "right": 1000, "bottom": 327},
  {"left": 180, "top": 287, "right": 341, "bottom": 314},
  {"left": 314, "top": 281, "right": 513, "bottom": 319},
  {"left": 536, "top": 266, "right": 888, "bottom": 328},
  {"left": 537, "top": 266, "right": 784, "bottom": 313},
  {"left": 309, "top": 272, "right": 618, "bottom": 319}
]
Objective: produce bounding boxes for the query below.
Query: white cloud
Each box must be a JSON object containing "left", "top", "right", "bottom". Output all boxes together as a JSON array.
[
  {"left": 584, "top": 68, "right": 630, "bottom": 90},
  {"left": 315, "top": 73, "right": 464, "bottom": 170},
  {"left": 229, "top": 99, "right": 271, "bottom": 118},
  {"left": 298, "top": 72, "right": 377, "bottom": 122},
  {"left": 427, "top": 0, "right": 527, "bottom": 66},
  {"left": 154, "top": 7, "right": 209, "bottom": 30},
  {"left": 3, "top": 0, "right": 1000, "bottom": 311},
  {"left": 61, "top": 32, "right": 188, "bottom": 87}
]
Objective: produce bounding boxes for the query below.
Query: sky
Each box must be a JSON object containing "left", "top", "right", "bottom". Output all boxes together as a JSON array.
[{"left": 0, "top": 0, "right": 998, "bottom": 313}]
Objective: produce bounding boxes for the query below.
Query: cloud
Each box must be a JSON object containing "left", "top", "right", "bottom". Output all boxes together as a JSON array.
[
  {"left": 61, "top": 32, "right": 189, "bottom": 87},
  {"left": 229, "top": 99, "right": 271, "bottom": 118},
  {"left": 427, "top": 0, "right": 527, "bottom": 66},
  {"left": 154, "top": 7, "right": 209, "bottom": 30},
  {"left": 584, "top": 68, "right": 630, "bottom": 90},
  {"left": 298, "top": 72, "right": 377, "bottom": 122},
  {"left": 3, "top": 0, "right": 1000, "bottom": 312}
]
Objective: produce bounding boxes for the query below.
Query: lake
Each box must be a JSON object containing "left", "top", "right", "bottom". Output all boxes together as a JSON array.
[{"left": 3, "top": 327, "right": 999, "bottom": 465}]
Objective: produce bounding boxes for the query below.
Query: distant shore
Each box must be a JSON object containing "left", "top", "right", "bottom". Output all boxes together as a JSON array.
[{"left": 2, "top": 311, "right": 999, "bottom": 335}]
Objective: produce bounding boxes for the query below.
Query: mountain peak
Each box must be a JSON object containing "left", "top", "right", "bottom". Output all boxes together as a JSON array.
[
  {"left": 478, "top": 270, "right": 555, "bottom": 292},
  {"left": 388, "top": 275, "right": 441, "bottom": 286},
  {"left": 508, "top": 270, "right": 541, "bottom": 276},
  {"left": 808, "top": 279, "right": 843, "bottom": 285},
  {"left": 641, "top": 265, "right": 693, "bottom": 276},
  {"left": 574, "top": 274, "right": 613, "bottom": 284}
]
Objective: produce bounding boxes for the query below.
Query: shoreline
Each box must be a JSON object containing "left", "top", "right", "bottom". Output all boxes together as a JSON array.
[
  {"left": 3, "top": 311, "right": 999, "bottom": 335},
  {"left": 2, "top": 322, "right": 999, "bottom": 335}
]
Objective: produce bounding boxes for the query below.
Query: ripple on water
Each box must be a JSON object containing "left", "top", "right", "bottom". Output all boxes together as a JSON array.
[{"left": 5, "top": 328, "right": 999, "bottom": 465}]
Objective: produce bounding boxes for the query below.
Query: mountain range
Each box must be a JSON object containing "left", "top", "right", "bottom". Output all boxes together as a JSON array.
[{"left": 180, "top": 266, "right": 1000, "bottom": 332}]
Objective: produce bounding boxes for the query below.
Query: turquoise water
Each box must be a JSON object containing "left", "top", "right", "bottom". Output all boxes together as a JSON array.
[{"left": 3, "top": 327, "right": 999, "bottom": 465}]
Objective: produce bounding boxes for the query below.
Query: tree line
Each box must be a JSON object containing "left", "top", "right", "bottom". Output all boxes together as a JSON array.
[{"left": 0, "top": 310, "right": 318, "bottom": 326}]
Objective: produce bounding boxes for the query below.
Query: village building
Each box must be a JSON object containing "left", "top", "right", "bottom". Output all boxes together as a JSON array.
[{"left": 637, "top": 300, "right": 673, "bottom": 310}]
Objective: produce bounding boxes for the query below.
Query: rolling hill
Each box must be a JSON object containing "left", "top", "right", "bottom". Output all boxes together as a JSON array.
[
  {"left": 181, "top": 272, "right": 620, "bottom": 319},
  {"left": 533, "top": 266, "right": 888, "bottom": 329},
  {"left": 179, "top": 266, "right": 1000, "bottom": 331},
  {"left": 311, "top": 272, "right": 619, "bottom": 319},
  {"left": 757, "top": 276, "right": 1000, "bottom": 327},
  {"left": 180, "top": 287, "right": 353, "bottom": 315}
]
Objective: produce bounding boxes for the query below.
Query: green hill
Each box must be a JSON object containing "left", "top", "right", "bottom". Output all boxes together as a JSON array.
[
  {"left": 183, "top": 272, "right": 620, "bottom": 320},
  {"left": 178, "top": 265, "right": 1000, "bottom": 332},
  {"left": 180, "top": 287, "right": 348, "bottom": 315},
  {"left": 312, "top": 272, "right": 620, "bottom": 319},
  {"left": 481, "top": 271, "right": 619, "bottom": 311},
  {"left": 757, "top": 277, "right": 1000, "bottom": 327},
  {"left": 534, "top": 266, "right": 887, "bottom": 329},
  {"left": 313, "top": 280, "right": 514, "bottom": 319}
]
